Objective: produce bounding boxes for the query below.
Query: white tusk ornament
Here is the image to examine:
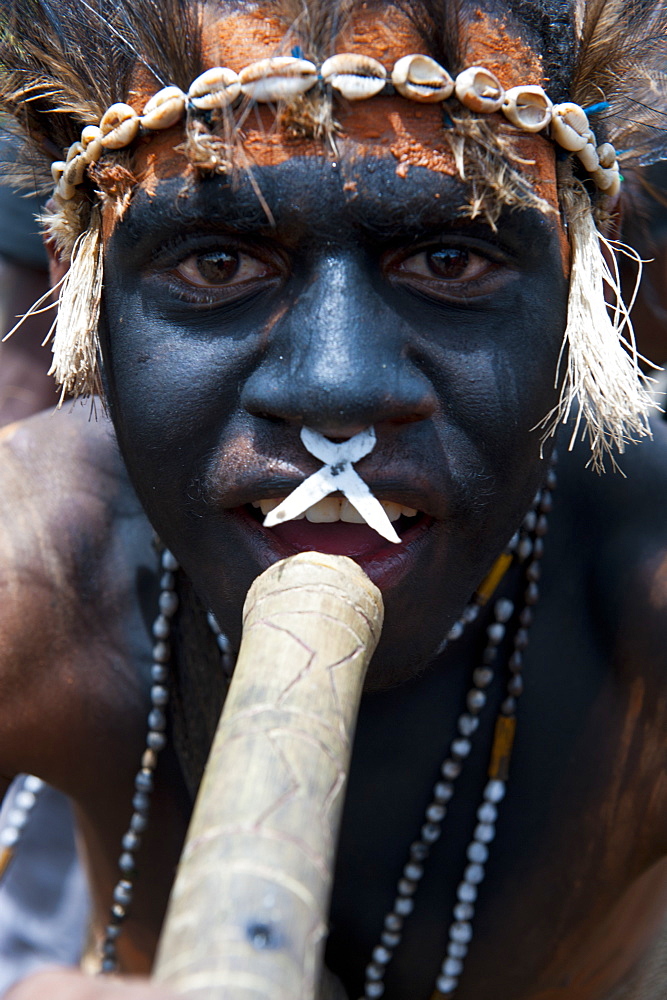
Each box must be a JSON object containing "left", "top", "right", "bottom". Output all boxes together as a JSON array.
[{"left": 263, "top": 426, "right": 402, "bottom": 544}]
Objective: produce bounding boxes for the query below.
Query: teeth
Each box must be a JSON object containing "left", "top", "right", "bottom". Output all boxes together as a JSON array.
[
  {"left": 305, "top": 497, "right": 341, "bottom": 522},
  {"left": 340, "top": 499, "right": 366, "bottom": 523},
  {"left": 253, "top": 498, "right": 418, "bottom": 522}
]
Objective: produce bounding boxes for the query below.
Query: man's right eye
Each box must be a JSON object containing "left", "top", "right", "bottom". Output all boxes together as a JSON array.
[{"left": 175, "top": 249, "right": 269, "bottom": 289}]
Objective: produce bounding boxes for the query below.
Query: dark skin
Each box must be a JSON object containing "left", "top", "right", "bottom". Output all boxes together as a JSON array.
[{"left": 2, "top": 15, "right": 667, "bottom": 1000}]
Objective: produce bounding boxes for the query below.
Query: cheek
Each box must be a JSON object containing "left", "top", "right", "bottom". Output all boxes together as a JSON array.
[{"left": 99, "top": 286, "right": 249, "bottom": 518}]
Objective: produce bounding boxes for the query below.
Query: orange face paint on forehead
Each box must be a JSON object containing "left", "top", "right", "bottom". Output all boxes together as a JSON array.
[{"left": 122, "top": 1, "right": 565, "bottom": 265}]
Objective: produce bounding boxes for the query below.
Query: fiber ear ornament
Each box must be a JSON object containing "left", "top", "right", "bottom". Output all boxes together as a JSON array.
[{"left": 537, "top": 183, "right": 656, "bottom": 472}]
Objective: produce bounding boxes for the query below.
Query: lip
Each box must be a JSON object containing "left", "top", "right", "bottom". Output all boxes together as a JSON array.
[{"left": 230, "top": 502, "right": 435, "bottom": 590}]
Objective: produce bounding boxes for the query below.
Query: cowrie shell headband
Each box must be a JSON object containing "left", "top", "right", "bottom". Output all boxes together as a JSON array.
[{"left": 49, "top": 56, "right": 620, "bottom": 208}]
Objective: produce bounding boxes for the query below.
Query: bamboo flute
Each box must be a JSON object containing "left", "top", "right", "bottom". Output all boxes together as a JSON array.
[{"left": 153, "top": 551, "right": 384, "bottom": 999}]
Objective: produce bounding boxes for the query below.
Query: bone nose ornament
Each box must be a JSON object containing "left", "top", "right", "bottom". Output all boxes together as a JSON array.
[{"left": 262, "top": 426, "right": 402, "bottom": 544}]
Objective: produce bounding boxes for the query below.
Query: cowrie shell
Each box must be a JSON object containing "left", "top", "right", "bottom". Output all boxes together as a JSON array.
[
  {"left": 577, "top": 139, "right": 599, "bottom": 172},
  {"left": 81, "top": 125, "right": 103, "bottom": 164},
  {"left": 501, "top": 85, "right": 552, "bottom": 132},
  {"left": 56, "top": 176, "right": 77, "bottom": 200},
  {"left": 100, "top": 103, "right": 140, "bottom": 149},
  {"left": 51, "top": 160, "right": 66, "bottom": 184},
  {"left": 239, "top": 56, "right": 317, "bottom": 102},
  {"left": 141, "top": 86, "right": 187, "bottom": 130},
  {"left": 65, "top": 141, "right": 84, "bottom": 163},
  {"left": 391, "top": 54, "right": 454, "bottom": 102},
  {"left": 455, "top": 66, "right": 504, "bottom": 113},
  {"left": 550, "top": 103, "right": 590, "bottom": 151},
  {"left": 64, "top": 151, "right": 87, "bottom": 187},
  {"left": 188, "top": 67, "right": 241, "bottom": 110},
  {"left": 592, "top": 161, "right": 619, "bottom": 192},
  {"left": 605, "top": 166, "right": 621, "bottom": 198},
  {"left": 596, "top": 142, "right": 616, "bottom": 169},
  {"left": 321, "top": 53, "right": 387, "bottom": 100}
]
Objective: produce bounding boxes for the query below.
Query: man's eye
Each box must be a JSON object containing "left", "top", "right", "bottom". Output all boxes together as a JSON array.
[
  {"left": 401, "top": 247, "right": 491, "bottom": 282},
  {"left": 175, "top": 250, "right": 270, "bottom": 288}
]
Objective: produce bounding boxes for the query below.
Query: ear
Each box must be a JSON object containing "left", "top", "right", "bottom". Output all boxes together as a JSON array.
[{"left": 44, "top": 236, "right": 69, "bottom": 289}]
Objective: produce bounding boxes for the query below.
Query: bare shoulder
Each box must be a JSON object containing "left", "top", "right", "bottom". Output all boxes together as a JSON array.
[
  {"left": 0, "top": 404, "right": 154, "bottom": 785},
  {"left": 0, "top": 401, "right": 142, "bottom": 570}
]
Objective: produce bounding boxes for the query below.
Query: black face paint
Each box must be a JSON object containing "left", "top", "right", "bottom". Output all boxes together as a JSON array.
[{"left": 101, "top": 154, "right": 568, "bottom": 688}]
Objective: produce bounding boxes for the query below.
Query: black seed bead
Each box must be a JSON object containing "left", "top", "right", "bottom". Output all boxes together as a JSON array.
[
  {"left": 152, "top": 642, "right": 170, "bottom": 664},
  {"left": 519, "top": 607, "right": 533, "bottom": 628},
  {"left": 508, "top": 675, "right": 524, "bottom": 697},
  {"left": 122, "top": 831, "right": 140, "bottom": 852},
  {"left": 135, "top": 770, "right": 154, "bottom": 793},
  {"left": 119, "top": 852, "right": 136, "bottom": 875},
  {"left": 508, "top": 651, "right": 523, "bottom": 673},
  {"left": 524, "top": 582, "right": 540, "bottom": 606},
  {"left": 539, "top": 490, "right": 552, "bottom": 513},
  {"left": 148, "top": 708, "right": 167, "bottom": 731},
  {"left": 132, "top": 792, "right": 151, "bottom": 814},
  {"left": 101, "top": 959, "right": 117, "bottom": 974},
  {"left": 515, "top": 628, "right": 529, "bottom": 650},
  {"left": 147, "top": 731, "right": 167, "bottom": 751},
  {"left": 130, "top": 813, "right": 148, "bottom": 833},
  {"left": 151, "top": 664, "right": 168, "bottom": 684}
]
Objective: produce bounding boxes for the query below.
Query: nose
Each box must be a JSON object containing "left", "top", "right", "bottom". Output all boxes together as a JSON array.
[{"left": 241, "top": 253, "right": 437, "bottom": 438}]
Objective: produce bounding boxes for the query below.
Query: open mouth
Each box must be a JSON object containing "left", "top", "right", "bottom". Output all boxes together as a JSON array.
[{"left": 245, "top": 495, "right": 430, "bottom": 565}]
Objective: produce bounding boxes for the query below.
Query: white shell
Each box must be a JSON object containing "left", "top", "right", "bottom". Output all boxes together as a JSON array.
[
  {"left": 81, "top": 125, "right": 103, "bottom": 164},
  {"left": 141, "top": 86, "right": 187, "bottom": 130},
  {"left": 577, "top": 139, "right": 599, "bottom": 172},
  {"left": 100, "top": 103, "right": 140, "bottom": 149},
  {"left": 550, "top": 103, "right": 590, "bottom": 151},
  {"left": 64, "top": 152, "right": 87, "bottom": 187},
  {"left": 188, "top": 67, "right": 241, "bottom": 110},
  {"left": 391, "top": 54, "right": 454, "bottom": 102},
  {"left": 606, "top": 168, "right": 621, "bottom": 199},
  {"left": 66, "top": 141, "right": 84, "bottom": 163},
  {"left": 501, "top": 85, "right": 552, "bottom": 132},
  {"left": 51, "top": 160, "right": 66, "bottom": 184},
  {"left": 592, "top": 161, "right": 619, "bottom": 192},
  {"left": 596, "top": 142, "right": 616, "bottom": 169},
  {"left": 56, "top": 177, "right": 77, "bottom": 201},
  {"left": 455, "top": 66, "right": 504, "bottom": 113},
  {"left": 321, "top": 54, "right": 387, "bottom": 100},
  {"left": 239, "top": 57, "right": 317, "bottom": 102}
]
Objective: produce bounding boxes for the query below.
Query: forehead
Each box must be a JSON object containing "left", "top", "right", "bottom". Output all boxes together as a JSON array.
[{"left": 123, "top": 1, "right": 558, "bottom": 229}]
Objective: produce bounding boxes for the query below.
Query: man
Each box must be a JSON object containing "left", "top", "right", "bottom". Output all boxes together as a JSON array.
[{"left": 0, "top": 1, "right": 666, "bottom": 998}]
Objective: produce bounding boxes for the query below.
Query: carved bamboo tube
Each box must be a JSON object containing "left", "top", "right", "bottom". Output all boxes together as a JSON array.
[{"left": 153, "top": 551, "right": 384, "bottom": 999}]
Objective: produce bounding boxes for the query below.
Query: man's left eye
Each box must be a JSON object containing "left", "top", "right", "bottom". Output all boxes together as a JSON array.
[
  {"left": 398, "top": 247, "right": 492, "bottom": 283},
  {"left": 175, "top": 249, "right": 271, "bottom": 288}
]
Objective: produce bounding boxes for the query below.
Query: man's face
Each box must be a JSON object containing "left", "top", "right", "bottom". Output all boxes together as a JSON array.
[{"left": 101, "top": 5, "right": 569, "bottom": 686}]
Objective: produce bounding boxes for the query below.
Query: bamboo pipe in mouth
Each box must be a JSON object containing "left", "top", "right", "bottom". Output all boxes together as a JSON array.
[{"left": 153, "top": 551, "right": 384, "bottom": 999}]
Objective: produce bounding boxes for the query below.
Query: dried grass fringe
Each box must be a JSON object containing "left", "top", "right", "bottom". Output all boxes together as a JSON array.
[
  {"left": 537, "top": 182, "right": 659, "bottom": 473},
  {"left": 48, "top": 205, "right": 104, "bottom": 402}
]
